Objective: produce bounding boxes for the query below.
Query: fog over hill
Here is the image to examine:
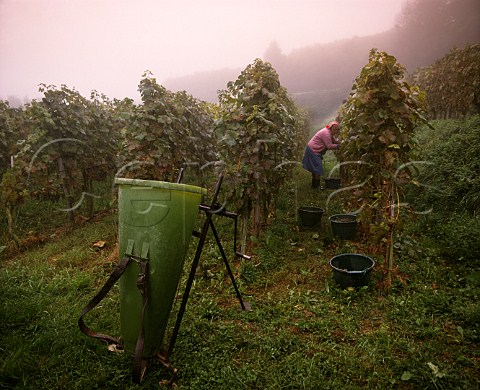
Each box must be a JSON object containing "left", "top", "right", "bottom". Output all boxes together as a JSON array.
[
  {"left": 2, "top": 0, "right": 479, "bottom": 122},
  {"left": 1, "top": 0, "right": 406, "bottom": 105},
  {"left": 164, "top": 0, "right": 480, "bottom": 123}
]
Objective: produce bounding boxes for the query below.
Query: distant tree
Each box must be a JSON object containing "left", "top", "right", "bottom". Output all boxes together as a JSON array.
[
  {"left": 394, "top": 0, "right": 480, "bottom": 68},
  {"left": 264, "top": 40, "right": 287, "bottom": 74},
  {"left": 7, "top": 96, "right": 22, "bottom": 108}
]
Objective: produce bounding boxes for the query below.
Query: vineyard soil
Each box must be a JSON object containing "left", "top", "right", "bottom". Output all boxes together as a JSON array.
[{"left": 0, "top": 166, "right": 478, "bottom": 389}]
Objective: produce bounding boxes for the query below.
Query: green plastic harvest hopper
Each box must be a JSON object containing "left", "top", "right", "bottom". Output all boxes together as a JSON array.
[{"left": 115, "top": 178, "right": 206, "bottom": 356}]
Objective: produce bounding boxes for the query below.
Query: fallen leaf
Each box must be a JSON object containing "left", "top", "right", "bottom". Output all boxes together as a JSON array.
[
  {"left": 93, "top": 240, "right": 106, "bottom": 248},
  {"left": 107, "top": 344, "right": 124, "bottom": 353},
  {"left": 427, "top": 362, "right": 446, "bottom": 378}
]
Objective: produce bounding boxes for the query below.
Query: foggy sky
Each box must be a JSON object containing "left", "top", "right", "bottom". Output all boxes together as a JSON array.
[{"left": 0, "top": 0, "right": 405, "bottom": 102}]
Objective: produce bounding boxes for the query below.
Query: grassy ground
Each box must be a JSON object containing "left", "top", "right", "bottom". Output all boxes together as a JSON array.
[{"left": 0, "top": 167, "right": 479, "bottom": 389}]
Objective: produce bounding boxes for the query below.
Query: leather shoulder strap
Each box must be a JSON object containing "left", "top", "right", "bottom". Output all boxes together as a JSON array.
[{"left": 78, "top": 255, "right": 131, "bottom": 346}]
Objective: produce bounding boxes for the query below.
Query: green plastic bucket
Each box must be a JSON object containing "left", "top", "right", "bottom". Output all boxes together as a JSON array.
[{"left": 115, "top": 178, "right": 206, "bottom": 356}]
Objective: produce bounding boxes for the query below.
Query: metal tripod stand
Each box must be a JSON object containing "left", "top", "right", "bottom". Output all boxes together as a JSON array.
[{"left": 154, "top": 172, "right": 251, "bottom": 384}]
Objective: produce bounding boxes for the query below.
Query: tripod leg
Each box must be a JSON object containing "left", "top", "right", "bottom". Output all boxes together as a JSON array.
[
  {"left": 166, "top": 174, "right": 224, "bottom": 359},
  {"left": 209, "top": 220, "right": 250, "bottom": 311}
]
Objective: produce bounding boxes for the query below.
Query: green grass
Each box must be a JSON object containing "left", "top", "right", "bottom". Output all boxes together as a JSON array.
[{"left": 0, "top": 170, "right": 479, "bottom": 389}]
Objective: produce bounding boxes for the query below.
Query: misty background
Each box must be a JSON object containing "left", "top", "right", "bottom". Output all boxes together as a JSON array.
[{"left": 1, "top": 0, "right": 479, "bottom": 123}]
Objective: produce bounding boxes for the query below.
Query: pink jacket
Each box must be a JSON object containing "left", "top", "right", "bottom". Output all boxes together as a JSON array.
[{"left": 307, "top": 127, "right": 340, "bottom": 154}]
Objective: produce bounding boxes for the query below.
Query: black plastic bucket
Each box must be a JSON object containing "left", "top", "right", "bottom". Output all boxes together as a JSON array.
[
  {"left": 329, "top": 214, "right": 357, "bottom": 240},
  {"left": 325, "top": 178, "right": 341, "bottom": 189},
  {"left": 298, "top": 206, "right": 324, "bottom": 227},
  {"left": 329, "top": 253, "right": 375, "bottom": 288}
]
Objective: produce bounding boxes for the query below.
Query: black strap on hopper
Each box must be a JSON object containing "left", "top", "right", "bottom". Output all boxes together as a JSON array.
[
  {"left": 78, "top": 255, "right": 130, "bottom": 347},
  {"left": 78, "top": 247, "right": 150, "bottom": 384},
  {"left": 132, "top": 258, "right": 149, "bottom": 383}
]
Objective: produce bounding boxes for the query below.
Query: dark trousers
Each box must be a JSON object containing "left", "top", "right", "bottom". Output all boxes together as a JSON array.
[{"left": 311, "top": 173, "right": 321, "bottom": 188}]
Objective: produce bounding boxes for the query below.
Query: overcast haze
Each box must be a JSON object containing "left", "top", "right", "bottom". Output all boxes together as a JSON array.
[{"left": 0, "top": 0, "right": 405, "bottom": 102}]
